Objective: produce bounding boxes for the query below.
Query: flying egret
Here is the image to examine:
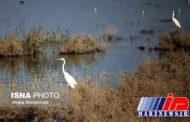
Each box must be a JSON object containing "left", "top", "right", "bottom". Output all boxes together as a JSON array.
[
  {"left": 172, "top": 10, "right": 181, "bottom": 29},
  {"left": 57, "top": 58, "right": 77, "bottom": 89}
]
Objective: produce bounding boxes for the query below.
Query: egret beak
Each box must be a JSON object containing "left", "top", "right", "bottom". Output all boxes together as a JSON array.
[{"left": 57, "top": 58, "right": 62, "bottom": 61}]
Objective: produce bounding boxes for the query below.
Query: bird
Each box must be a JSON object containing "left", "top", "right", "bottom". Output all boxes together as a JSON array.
[
  {"left": 178, "top": 8, "right": 181, "bottom": 15},
  {"left": 94, "top": 7, "right": 97, "bottom": 13},
  {"left": 141, "top": 10, "right": 146, "bottom": 17},
  {"left": 172, "top": 10, "right": 181, "bottom": 29},
  {"left": 19, "top": 0, "right": 24, "bottom": 5},
  {"left": 57, "top": 58, "right": 77, "bottom": 89}
]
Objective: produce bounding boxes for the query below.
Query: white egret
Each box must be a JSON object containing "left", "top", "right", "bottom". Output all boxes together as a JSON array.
[
  {"left": 178, "top": 8, "right": 181, "bottom": 15},
  {"left": 57, "top": 58, "right": 77, "bottom": 89},
  {"left": 94, "top": 7, "right": 97, "bottom": 13},
  {"left": 142, "top": 10, "right": 146, "bottom": 17},
  {"left": 172, "top": 10, "right": 181, "bottom": 29}
]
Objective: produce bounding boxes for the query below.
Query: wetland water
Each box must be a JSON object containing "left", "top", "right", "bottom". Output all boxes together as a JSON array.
[{"left": 0, "top": 0, "right": 190, "bottom": 86}]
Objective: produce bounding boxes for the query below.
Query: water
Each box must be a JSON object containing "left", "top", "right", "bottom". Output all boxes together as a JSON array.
[
  {"left": 0, "top": 0, "right": 190, "bottom": 86},
  {"left": 0, "top": 44, "right": 156, "bottom": 85}
]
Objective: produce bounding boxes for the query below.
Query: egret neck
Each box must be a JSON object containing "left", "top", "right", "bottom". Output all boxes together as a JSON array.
[
  {"left": 62, "top": 59, "right": 65, "bottom": 73},
  {"left": 172, "top": 11, "right": 175, "bottom": 19}
]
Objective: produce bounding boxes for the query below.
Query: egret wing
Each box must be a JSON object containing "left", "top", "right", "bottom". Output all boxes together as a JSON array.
[{"left": 64, "top": 72, "right": 77, "bottom": 88}]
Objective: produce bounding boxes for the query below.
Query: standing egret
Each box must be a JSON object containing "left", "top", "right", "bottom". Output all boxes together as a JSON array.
[
  {"left": 141, "top": 10, "right": 146, "bottom": 17},
  {"left": 172, "top": 10, "right": 181, "bottom": 29},
  {"left": 178, "top": 8, "right": 181, "bottom": 15},
  {"left": 57, "top": 58, "right": 77, "bottom": 89},
  {"left": 94, "top": 6, "right": 97, "bottom": 13}
]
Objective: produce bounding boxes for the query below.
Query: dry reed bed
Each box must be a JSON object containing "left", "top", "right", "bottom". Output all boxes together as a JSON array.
[
  {"left": 60, "top": 35, "right": 106, "bottom": 54},
  {"left": 155, "top": 30, "right": 190, "bottom": 51},
  {"left": 138, "top": 30, "right": 190, "bottom": 51},
  {"left": 0, "top": 35, "right": 23, "bottom": 57},
  {"left": 67, "top": 51, "right": 190, "bottom": 122},
  {"left": 0, "top": 27, "right": 108, "bottom": 57},
  {"left": 0, "top": 29, "right": 190, "bottom": 121},
  {"left": 0, "top": 51, "right": 189, "bottom": 122}
]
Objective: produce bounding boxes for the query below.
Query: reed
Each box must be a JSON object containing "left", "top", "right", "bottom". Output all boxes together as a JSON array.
[
  {"left": 0, "top": 51, "right": 189, "bottom": 122},
  {"left": 0, "top": 35, "right": 23, "bottom": 57},
  {"left": 60, "top": 35, "right": 106, "bottom": 54},
  {"left": 156, "top": 30, "right": 190, "bottom": 51}
]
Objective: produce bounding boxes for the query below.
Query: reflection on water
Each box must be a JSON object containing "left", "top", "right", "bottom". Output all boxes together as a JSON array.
[
  {"left": 0, "top": 50, "right": 106, "bottom": 84},
  {"left": 0, "top": 0, "right": 189, "bottom": 86},
  {"left": 0, "top": 41, "right": 156, "bottom": 87},
  {"left": 63, "top": 52, "right": 105, "bottom": 67}
]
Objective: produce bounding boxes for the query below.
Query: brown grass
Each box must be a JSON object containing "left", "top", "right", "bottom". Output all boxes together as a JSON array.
[
  {"left": 155, "top": 30, "right": 190, "bottom": 51},
  {"left": 0, "top": 30, "right": 106, "bottom": 56},
  {"left": 66, "top": 51, "right": 190, "bottom": 122},
  {"left": 23, "top": 27, "right": 47, "bottom": 56},
  {"left": 0, "top": 35, "right": 23, "bottom": 57},
  {"left": 0, "top": 27, "right": 45, "bottom": 57},
  {"left": 0, "top": 28, "right": 190, "bottom": 121},
  {"left": 60, "top": 35, "right": 106, "bottom": 54},
  {"left": 0, "top": 27, "right": 68, "bottom": 57},
  {"left": 0, "top": 51, "right": 189, "bottom": 121}
]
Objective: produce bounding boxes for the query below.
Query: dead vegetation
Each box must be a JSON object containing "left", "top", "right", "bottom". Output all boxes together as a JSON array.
[
  {"left": 0, "top": 27, "right": 46, "bottom": 57},
  {"left": 155, "top": 30, "right": 190, "bottom": 51},
  {"left": 0, "top": 27, "right": 107, "bottom": 57},
  {"left": 0, "top": 35, "right": 23, "bottom": 57},
  {"left": 139, "top": 28, "right": 155, "bottom": 35},
  {"left": 0, "top": 28, "right": 190, "bottom": 121},
  {"left": 23, "top": 27, "right": 47, "bottom": 56},
  {"left": 66, "top": 51, "right": 190, "bottom": 122},
  {"left": 138, "top": 30, "right": 190, "bottom": 51},
  {"left": 60, "top": 35, "right": 106, "bottom": 54},
  {"left": 0, "top": 51, "right": 189, "bottom": 122}
]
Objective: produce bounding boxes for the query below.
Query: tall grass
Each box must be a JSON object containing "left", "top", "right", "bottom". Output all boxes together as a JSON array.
[
  {"left": 0, "top": 28, "right": 190, "bottom": 121},
  {"left": 156, "top": 30, "right": 190, "bottom": 51},
  {"left": 0, "top": 35, "right": 23, "bottom": 57},
  {"left": 23, "top": 27, "right": 46, "bottom": 56},
  {"left": 60, "top": 35, "right": 106, "bottom": 54},
  {"left": 67, "top": 51, "right": 190, "bottom": 122},
  {"left": 0, "top": 51, "right": 189, "bottom": 121},
  {"left": 0, "top": 27, "right": 106, "bottom": 57}
]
